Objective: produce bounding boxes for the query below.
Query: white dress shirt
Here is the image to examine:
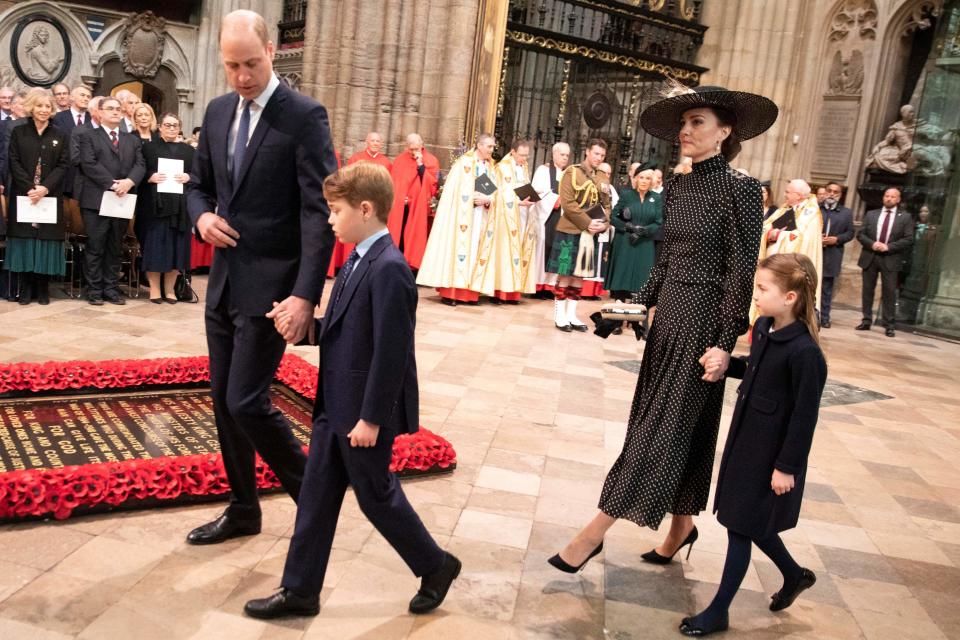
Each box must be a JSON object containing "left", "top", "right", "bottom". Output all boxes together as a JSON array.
[
  {"left": 877, "top": 206, "right": 897, "bottom": 241},
  {"left": 228, "top": 73, "right": 281, "bottom": 166}
]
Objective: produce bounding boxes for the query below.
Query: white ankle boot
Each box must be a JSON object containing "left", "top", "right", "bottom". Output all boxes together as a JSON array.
[
  {"left": 554, "top": 300, "right": 572, "bottom": 332},
  {"left": 566, "top": 299, "right": 588, "bottom": 331}
]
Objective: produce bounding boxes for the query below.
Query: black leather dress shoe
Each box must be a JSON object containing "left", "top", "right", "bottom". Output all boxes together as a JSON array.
[
  {"left": 244, "top": 588, "right": 319, "bottom": 619},
  {"left": 820, "top": 320, "right": 831, "bottom": 329},
  {"left": 104, "top": 293, "right": 126, "bottom": 305},
  {"left": 87, "top": 295, "right": 104, "bottom": 306},
  {"left": 409, "top": 552, "right": 461, "bottom": 614},
  {"left": 186, "top": 514, "right": 261, "bottom": 545},
  {"left": 855, "top": 321, "right": 871, "bottom": 331},
  {"left": 770, "top": 568, "right": 816, "bottom": 611},
  {"left": 885, "top": 328, "right": 896, "bottom": 337}
]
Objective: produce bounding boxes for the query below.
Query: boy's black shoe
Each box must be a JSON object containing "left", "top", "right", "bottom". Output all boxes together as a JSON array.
[
  {"left": 409, "top": 552, "right": 461, "bottom": 614},
  {"left": 244, "top": 588, "right": 319, "bottom": 619}
]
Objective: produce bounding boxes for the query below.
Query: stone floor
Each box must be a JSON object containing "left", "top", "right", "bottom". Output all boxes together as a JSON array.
[{"left": 0, "top": 276, "right": 958, "bottom": 639}]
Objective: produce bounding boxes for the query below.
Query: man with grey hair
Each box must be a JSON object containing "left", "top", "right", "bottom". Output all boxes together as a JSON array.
[
  {"left": 750, "top": 177, "right": 824, "bottom": 324},
  {"left": 530, "top": 141, "right": 571, "bottom": 296},
  {"left": 387, "top": 132, "right": 439, "bottom": 269},
  {"left": 417, "top": 133, "right": 497, "bottom": 304},
  {"left": 114, "top": 89, "right": 138, "bottom": 132},
  {"left": 0, "top": 86, "right": 14, "bottom": 120}
]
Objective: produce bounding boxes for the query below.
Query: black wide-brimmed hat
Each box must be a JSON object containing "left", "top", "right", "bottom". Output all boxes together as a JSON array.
[{"left": 640, "top": 85, "right": 779, "bottom": 142}]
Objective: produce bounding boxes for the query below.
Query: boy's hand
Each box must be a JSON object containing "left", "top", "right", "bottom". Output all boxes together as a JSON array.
[
  {"left": 771, "top": 470, "right": 795, "bottom": 495},
  {"left": 347, "top": 420, "right": 380, "bottom": 447}
]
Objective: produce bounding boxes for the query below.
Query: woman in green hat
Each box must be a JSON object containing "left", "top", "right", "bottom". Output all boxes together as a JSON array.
[{"left": 605, "top": 163, "right": 662, "bottom": 301}]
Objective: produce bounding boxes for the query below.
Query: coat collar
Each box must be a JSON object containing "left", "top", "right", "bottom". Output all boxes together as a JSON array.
[{"left": 759, "top": 316, "right": 811, "bottom": 343}]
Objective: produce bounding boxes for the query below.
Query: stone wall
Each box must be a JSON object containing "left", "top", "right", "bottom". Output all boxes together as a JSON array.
[{"left": 299, "top": 0, "right": 481, "bottom": 165}]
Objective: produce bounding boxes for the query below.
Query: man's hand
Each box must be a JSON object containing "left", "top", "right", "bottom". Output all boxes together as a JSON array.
[
  {"left": 347, "top": 419, "right": 380, "bottom": 447},
  {"left": 414, "top": 150, "right": 423, "bottom": 166},
  {"left": 872, "top": 241, "right": 888, "bottom": 252},
  {"left": 822, "top": 236, "right": 838, "bottom": 246},
  {"left": 771, "top": 470, "right": 795, "bottom": 495},
  {"left": 699, "top": 347, "right": 730, "bottom": 382},
  {"left": 196, "top": 212, "right": 240, "bottom": 248},
  {"left": 588, "top": 219, "right": 606, "bottom": 234},
  {"left": 265, "top": 295, "right": 314, "bottom": 344},
  {"left": 767, "top": 228, "right": 781, "bottom": 242},
  {"left": 474, "top": 193, "right": 491, "bottom": 207},
  {"left": 519, "top": 197, "right": 533, "bottom": 207},
  {"left": 111, "top": 178, "right": 135, "bottom": 197}
]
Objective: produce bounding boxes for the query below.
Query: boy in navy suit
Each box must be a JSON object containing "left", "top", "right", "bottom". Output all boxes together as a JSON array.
[{"left": 245, "top": 162, "right": 461, "bottom": 620}]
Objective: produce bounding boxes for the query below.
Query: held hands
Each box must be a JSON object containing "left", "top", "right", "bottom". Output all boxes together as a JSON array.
[
  {"left": 771, "top": 469, "right": 795, "bottom": 495},
  {"left": 265, "top": 296, "right": 314, "bottom": 344},
  {"left": 347, "top": 419, "right": 380, "bottom": 447},
  {"left": 111, "top": 178, "right": 135, "bottom": 197},
  {"left": 699, "top": 347, "right": 730, "bottom": 382},
  {"left": 196, "top": 212, "right": 240, "bottom": 248},
  {"left": 26, "top": 185, "right": 48, "bottom": 204}
]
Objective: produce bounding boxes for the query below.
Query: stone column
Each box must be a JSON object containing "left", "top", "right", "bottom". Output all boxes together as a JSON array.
[
  {"left": 301, "top": 0, "right": 482, "bottom": 164},
  {"left": 192, "top": 0, "right": 283, "bottom": 119}
]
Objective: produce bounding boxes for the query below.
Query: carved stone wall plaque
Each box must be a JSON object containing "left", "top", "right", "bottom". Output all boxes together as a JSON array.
[
  {"left": 812, "top": 98, "right": 861, "bottom": 177},
  {"left": 120, "top": 11, "right": 166, "bottom": 79},
  {"left": 9, "top": 13, "right": 71, "bottom": 87},
  {"left": 826, "top": 49, "right": 865, "bottom": 96}
]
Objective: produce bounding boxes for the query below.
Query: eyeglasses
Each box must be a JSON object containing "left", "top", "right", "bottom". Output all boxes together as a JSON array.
[{"left": 160, "top": 123, "right": 179, "bottom": 128}]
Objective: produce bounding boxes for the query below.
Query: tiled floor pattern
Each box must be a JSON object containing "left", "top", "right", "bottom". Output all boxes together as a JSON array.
[{"left": 0, "top": 275, "right": 958, "bottom": 639}]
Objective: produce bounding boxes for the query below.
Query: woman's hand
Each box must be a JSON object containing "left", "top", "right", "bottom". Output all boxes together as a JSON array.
[
  {"left": 148, "top": 172, "right": 167, "bottom": 184},
  {"left": 26, "top": 185, "right": 48, "bottom": 204},
  {"left": 699, "top": 347, "right": 730, "bottom": 382},
  {"left": 174, "top": 173, "right": 190, "bottom": 184},
  {"left": 771, "top": 470, "right": 795, "bottom": 495}
]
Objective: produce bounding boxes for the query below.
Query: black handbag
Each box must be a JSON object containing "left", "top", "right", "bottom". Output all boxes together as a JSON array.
[{"left": 174, "top": 272, "right": 199, "bottom": 303}]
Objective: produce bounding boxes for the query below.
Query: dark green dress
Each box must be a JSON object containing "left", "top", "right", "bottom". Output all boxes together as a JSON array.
[{"left": 605, "top": 189, "right": 662, "bottom": 294}]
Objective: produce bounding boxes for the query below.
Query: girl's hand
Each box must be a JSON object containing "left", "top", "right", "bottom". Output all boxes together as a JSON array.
[
  {"left": 699, "top": 347, "right": 730, "bottom": 382},
  {"left": 771, "top": 470, "right": 795, "bottom": 495}
]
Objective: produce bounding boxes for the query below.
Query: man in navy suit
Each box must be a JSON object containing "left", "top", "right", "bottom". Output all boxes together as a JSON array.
[
  {"left": 244, "top": 163, "right": 460, "bottom": 620},
  {"left": 51, "top": 85, "right": 92, "bottom": 223},
  {"left": 185, "top": 10, "right": 337, "bottom": 545},
  {"left": 818, "top": 181, "right": 854, "bottom": 328},
  {"left": 76, "top": 96, "right": 145, "bottom": 305},
  {"left": 856, "top": 187, "right": 914, "bottom": 337}
]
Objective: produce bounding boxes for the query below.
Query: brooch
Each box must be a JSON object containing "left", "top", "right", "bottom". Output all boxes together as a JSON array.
[{"left": 52, "top": 140, "right": 59, "bottom": 147}]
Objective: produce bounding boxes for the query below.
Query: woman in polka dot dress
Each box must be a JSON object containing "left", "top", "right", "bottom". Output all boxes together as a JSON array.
[{"left": 549, "top": 85, "right": 779, "bottom": 574}]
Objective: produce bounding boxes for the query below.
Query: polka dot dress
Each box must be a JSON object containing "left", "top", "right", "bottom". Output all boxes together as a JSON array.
[{"left": 598, "top": 154, "right": 763, "bottom": 529}]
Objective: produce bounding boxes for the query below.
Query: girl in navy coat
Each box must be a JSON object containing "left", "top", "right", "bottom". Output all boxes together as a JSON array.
[{"left": 681, "top": 253, "right": 828, "bottom": 637}]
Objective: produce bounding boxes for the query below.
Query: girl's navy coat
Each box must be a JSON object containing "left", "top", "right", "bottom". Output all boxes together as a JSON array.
[{"left": 713, "top": 317, "right": 827, "bottom": 539}]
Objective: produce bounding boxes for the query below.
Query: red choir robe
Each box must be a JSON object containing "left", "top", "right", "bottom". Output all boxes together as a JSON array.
[
  {"left": 347, "top": 149, "right": 392, "bottom": 172},
  {"left": 388, "top": 149, "right": 440, "bottom": 270}
]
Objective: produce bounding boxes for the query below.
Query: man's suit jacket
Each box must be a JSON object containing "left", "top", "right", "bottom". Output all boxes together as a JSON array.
[
  {"left": 857, "top": 207, "right": 914, "bottom": 272},
  {"left": 313, "top": 235, "right": 419, "bottom": 436},
  {"left": 51, "top": 109, "right": 90, "bottom": 133},
  {"left": 187, "top": 81, "right": 337, "bottom": 316},
  {"left": 76, "top": 128, "right": 145, "bottom": 211},
  {"left": 820, "top": 204, "right": 854, "bottom": 278}
]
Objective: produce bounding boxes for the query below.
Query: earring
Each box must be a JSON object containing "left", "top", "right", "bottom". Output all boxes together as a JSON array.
[{"left": 715, "top": 140, "right": 722, "bottom": 153}]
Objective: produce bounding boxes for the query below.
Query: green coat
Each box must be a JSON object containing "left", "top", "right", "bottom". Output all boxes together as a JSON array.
[{"left": 605, "top": 189, "right": 662, "bottom": 293}]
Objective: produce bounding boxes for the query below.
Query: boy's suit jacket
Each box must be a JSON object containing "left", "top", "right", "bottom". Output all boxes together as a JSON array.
[{"left": 314, "top": 234, "right": 419, "bottom": 436}]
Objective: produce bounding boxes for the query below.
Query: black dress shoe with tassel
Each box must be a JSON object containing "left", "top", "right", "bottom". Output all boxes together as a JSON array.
[
  {"left": 641, "top": 526, "right": 698, "bottom": 565},
  {"left": 547, "top": 542, "right": 604, "bottom": 574}
]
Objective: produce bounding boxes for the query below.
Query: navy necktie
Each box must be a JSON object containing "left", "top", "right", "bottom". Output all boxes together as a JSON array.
[
  {"left": 334, "top": 250, "right": 360, "bottom": 309},
  {"left": 232, "top": 99, "right": 251, "bottom": 184}
]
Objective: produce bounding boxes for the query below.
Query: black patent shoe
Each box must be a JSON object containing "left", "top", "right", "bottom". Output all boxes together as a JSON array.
[
  {"left": 186, "top": 513, "right": 261, "bottom": 545},
  {"left": 679, "top": 613, "right": 729, "bottom": 636},
  {"left": 569, "top": 322, "right": 589, "bottom": 332},
  {"left": 244, "top": 588, "right": 320, "bottom": 619},
  {"left": 548, "top": 542, "right": 603, "bottom": 574},
  {"left": 642, "top": 526, "right": 698, "bottom": 565},
  {"left": 770, "top": 568, "right": 816, "bottom": 611},
  {"left": 555, "top": 322, "right": 573, "bottom": 332},
  {"left": 409, "top": 552, "right": 462, "bottom": 614},
  {"left": 855, "top": 321, "right": 871, "bottom": 331},
  {"left": 885, "top": 328, "right": 896, "bottom": 337}
]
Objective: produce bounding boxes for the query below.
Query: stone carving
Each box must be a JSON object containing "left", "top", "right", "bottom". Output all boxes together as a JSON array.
[
  {"left": 902, "top": 1, "right": 940, "bottom": 40},
  {"left": 10, "top": 15, "right": 70, "bottom": 86},
  {"left": 864, "top": 104, "right": 917, "bottom": 174},
  {"left": 912, "top": 114, "right": 955, "bottom": 176},
  {"left": 120, "top": 11, "right": 166, "bottom": 79},
  {"left": 826, "top": 49, "right": 864, "bottom": 96},
  {"left": 828, "top": 0, "right": 878, "bottom": 42}
]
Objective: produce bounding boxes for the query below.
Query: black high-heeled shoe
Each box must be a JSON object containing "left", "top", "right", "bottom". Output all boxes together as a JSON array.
[
  {"left": 548, "top": 542, "right": 603, "bottom": 574},
  {"left": 641, "top": 526, "right": 698, "bottom": 565},
  {"left": 678, "top": 612, "right": 729, "bottom": 637}
]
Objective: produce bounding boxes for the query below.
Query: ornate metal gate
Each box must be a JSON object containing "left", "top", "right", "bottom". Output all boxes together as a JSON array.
[{"left": 495, "top": 0, "right": 708, "bottom": 180}]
